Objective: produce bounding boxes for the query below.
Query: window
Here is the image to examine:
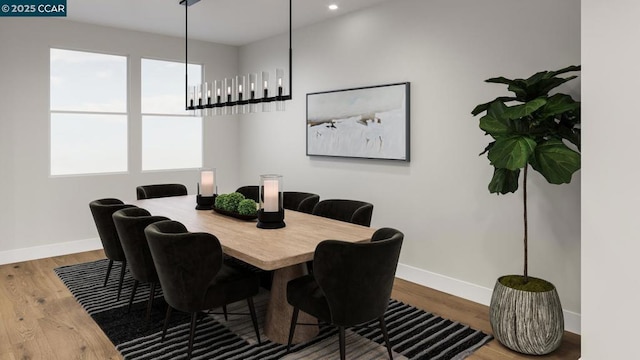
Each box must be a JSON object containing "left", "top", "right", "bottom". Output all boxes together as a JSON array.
[
  {"left": 50, "top": 48, "right": 128, "bottom": 176},
  {"left": 141, "top": 58, "right": 202, "bottom": 171}
]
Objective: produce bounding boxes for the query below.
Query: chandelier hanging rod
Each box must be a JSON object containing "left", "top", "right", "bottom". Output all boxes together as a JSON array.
[{"left": 180, "top": 0, "right": 293, "bottom": 112}]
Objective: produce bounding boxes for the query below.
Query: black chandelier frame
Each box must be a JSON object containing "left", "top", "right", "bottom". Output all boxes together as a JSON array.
[{"left": 180, "top": 0, "right": 293, "bottom": 111}]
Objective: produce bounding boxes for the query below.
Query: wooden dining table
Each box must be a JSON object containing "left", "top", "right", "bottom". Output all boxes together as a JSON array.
[{"left": 130, "top": 195, "right": 376, "bottom": 344}]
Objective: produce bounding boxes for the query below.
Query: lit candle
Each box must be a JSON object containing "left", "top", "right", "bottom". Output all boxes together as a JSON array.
[
  {"left": 263, "top": 80, "right": 268, "bottom": 89},
  {"left": 263, "top": 179, "right": 279, "bottom": 212},
  {"left": 227, "top": 86, "right": 232, "bottom": 95},
  {"left": 200, "top": 170, "right": 215, "bottom": 196},
  {"left": 251, "top": 83, "right": 255, "bottom": 91},
  {"left": 217, "top": 88, "right": 221, "bottom": 96},
  {"left": 238, "top": 84, "right": 243, "bottom": 94}
]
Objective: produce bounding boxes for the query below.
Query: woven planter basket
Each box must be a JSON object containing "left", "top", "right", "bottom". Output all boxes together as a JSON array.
[{"left": 489, "top": 276, "right": 564, "bottom": 355}]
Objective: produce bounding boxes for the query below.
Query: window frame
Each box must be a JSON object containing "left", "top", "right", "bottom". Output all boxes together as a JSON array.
[
  {"left": 140, "top": 57, "right": 204, "bottom": 172},
  {"left": 49, "top": 47, "right": 129, "bottom": 177}
]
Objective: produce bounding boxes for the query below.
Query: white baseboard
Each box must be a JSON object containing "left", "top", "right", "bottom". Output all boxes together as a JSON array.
[
  {"left": 395, "top": 263, "right": 581, "bottom": 335},
  {"left": 0, "top": 238, "right": 103, "bottom": 265}
]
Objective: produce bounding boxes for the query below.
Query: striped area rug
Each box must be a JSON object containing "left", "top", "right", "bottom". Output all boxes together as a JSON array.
[{"left": 55, "top": 259, "right": 492, "bottom": 360}]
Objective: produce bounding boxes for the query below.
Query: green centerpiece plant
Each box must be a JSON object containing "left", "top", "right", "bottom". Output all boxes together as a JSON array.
[
  {"left": 215, "top": 192, "right": 246, "bottom": 212},
  {"left": 237, "top": 199, "right": 258, "bottom": 216},
  {"left": 471, "top": 65, "right": 581, "bottom": 355},
  {"left": 214, "top": 192, "right": 257, "bottom": 219}
]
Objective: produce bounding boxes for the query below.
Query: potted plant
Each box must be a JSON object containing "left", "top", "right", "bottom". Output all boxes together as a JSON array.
[{"left": 471, "top": 65, "right": 581, "bottom": 355}]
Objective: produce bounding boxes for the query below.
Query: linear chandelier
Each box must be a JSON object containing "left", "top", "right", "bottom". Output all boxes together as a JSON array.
[{"left": 180, "top": 0, "right": 293, "bottom": 115}]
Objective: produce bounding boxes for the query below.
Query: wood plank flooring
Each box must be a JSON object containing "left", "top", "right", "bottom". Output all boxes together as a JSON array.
[{"left": 0, "top": 250, "right": 580, "bottom": 359}]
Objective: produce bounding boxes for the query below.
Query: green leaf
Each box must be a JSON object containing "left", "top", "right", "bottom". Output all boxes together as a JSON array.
[
  {"left": 479, "top": 102, "right": 511, "bottom": 136},
  {"left": 488, "top": 135, "right": 537, "bottom": 170},
  {"left": 488, "top": 167, "right": 520, "bottom": 194},
  {"left": 529, "top": 139, "right": 581, "bottom": 184},
  {"left": 479, "top": 141, "right": 495, "bottom": 156},
  {"left": 485, "top": 76, "right": 516, "bottom": 86},
  {"left": 502, "top": 98, "right": 547, "bottom": 120},
  {"left": 507, "top": 80, "right": 528, "bottom": 100},
  {"left": 524, "top": 71, "right": 550, "bottom": 87},
  {"left": 539, "top": 94, "right": 580, "bottom": 118},
  {"left": 548, "top": 65, "right": 581, "bottom": 77},
  {"left": 534, "top": 76, "right": 578, "bottom": 97},
  {"left": 471, "top": 97, "right": 517, "bottom": 116},
  {"left": 557, "top": 126, "right": 581, "bottom": 151}
]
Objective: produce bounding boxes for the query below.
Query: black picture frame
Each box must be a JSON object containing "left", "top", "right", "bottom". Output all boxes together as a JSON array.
[{"left": 306, "top": 82, "right": 410, "bottom": 161}]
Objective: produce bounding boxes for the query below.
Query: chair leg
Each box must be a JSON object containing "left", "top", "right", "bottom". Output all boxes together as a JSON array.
[
  {"left": 246, "top": 297, "right": 261, "bottom": 344},
  {"left": 103, "top": 259, "right": 114, "bottom": 287},
  {"left": 161, "top": 305, "right": 173, "bottom": 342},
  {"left": 145, "top": 282, "right": 157, "bottom": 321},
  {"left": 339, "top": 326, "right": 346, "bottom": 360},
  {"left": 188, "top": 312, "right": 198, "bottom": 360},
  {"left": 116, "top": 260, "right": 127, "bottom": 301},
  {"left": 222, "top": 305, "right": 228, "bottom": 321},
  {"left": 286, "top": 307, "right": 299, "bottom": 352},
  {"left": 127, "top": 280, "right": 139, "bottom": 313},
  {"left": 379, "top": 316, "right": 393, "bottom": 360}
]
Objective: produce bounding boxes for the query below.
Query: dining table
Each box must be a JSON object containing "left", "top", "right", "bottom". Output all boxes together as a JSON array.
[{"left": 130, "top": 194, "right": 376, "bottom": 344}]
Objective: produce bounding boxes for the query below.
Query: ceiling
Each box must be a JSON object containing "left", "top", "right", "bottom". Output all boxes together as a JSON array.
[{"left": 66, "top": 0, "right": 393, "bottom": 46}]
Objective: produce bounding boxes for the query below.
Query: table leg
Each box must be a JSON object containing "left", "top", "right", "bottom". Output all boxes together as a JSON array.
[{"left": 264, "top": 263, "right": 319, "bottom": 344}]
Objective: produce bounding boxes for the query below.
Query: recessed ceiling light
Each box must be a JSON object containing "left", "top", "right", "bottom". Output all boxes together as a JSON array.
[{"left": 328, "top": 4, "right": 338, "bottom": 11}]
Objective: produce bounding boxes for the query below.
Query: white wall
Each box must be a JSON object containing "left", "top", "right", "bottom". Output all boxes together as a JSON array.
[
  {"left": 239, "top": 0, "right": 581, "bottom": 329},
  {"left": 582, "top": 1, "right": 640, "bottom": 358},
  {"left": 0, "top": 19, "right": 241, "bottom": 259}
]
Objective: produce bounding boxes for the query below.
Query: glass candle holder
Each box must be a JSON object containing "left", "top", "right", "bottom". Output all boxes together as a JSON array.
[
  {"left": 261, "top": 71, "right": 271, "bottom": 112},
  {"left": 249, "top": 73, "right": 258, "bottom": 113},
  {"left": 224, "top": 77, "right": 235, "bottom": 115},
  {"left": 236, "top": 75, "right": 246, "bottom": 114},
  {"left": 257, "top": 174, "right": 285, "bottom": 229},
  {"left": 214, "top": 80, "right": 223, "bottom": 115}
]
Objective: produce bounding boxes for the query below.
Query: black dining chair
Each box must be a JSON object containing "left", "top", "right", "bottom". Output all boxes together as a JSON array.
[
  {"left": 145, "top": 220, "right": 262, "bottom": 359},
  {"left": 112, "top": 207, "right": 169, "bottom": 320},
  {"left": 286, "top": 227, "right": 404, "bottom": 360},
  {"left": 311, "top": 199, "right": 374, "bottom": 227},
  {"left": 136, "top": 183, "right": 188, "bottom": 200},
  {"left": 307, "top": 198, "right": 374, "bottom": 273},
  {"left": 235, "top": 185, "right": 259, "bottom": 202},
  {"left": 283, "top": 191, "right": 320, "bottom": 214},
  {"left": 89, "top": 198, "right": 137, "bottom": 301}
]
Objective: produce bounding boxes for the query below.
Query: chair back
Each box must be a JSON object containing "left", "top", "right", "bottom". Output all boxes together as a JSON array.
[
  {"left": 371, "top": 227, "right": 402, "bottom": 242},
  {"left": 89, "top": 198, "right": 136, "bottom": 261},
  {"left": 235, "top": 186, "right": 259, "bottom": 202},
  {"left": 145, "top": 220, "right": 223, "bottom": 313},
  {"left": 283, "top": 192, "right": 320, "bottom": 214},
  {"left": 312, "top": 199, "right": 374, "bottom": 227},
  {"left": 314, "top": 229, "right": 403, "bottom": 326},
  {"left": 112, "top": 207, "right": 168, "bottom": 283},
  {"left": 136, "top": 183, "right": 188, "bottom": 200}
]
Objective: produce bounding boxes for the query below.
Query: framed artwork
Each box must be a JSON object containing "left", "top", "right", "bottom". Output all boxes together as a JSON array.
[{"left": 306, "top": 82, "right": 410, "bottom": 161}]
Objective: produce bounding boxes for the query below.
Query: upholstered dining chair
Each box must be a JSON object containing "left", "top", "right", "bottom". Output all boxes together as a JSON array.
[
  {"left": 311, "top": 199, "right": 374, "bottom": 227},
  {"left": 89, "top": 198, "right": 136, "bottom": 301},
  {"left": 144, "top": 220, "right": 262, "bottom": 359},
  {"left": 112, "top": 207, "right": 169, "bottom": 320},
  {"left": 283, "top": 191, "right": 320, "bottom": 214},
  {"left": 136, "top": 183, "right": 188, "bottom": 200},
  {"left": 235, "top": 185, "right": 259, "bottom": 202},
  {"left": 286, "top": 227, "right": 404, "bottom": 360}
]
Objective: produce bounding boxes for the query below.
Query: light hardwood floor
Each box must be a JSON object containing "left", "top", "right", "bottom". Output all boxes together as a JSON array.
[{"left": 0, "top": 250, "right": 580, "bottom": 359}]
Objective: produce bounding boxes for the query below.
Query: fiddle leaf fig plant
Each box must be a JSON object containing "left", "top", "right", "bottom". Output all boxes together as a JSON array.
[{"left": 471, "top": 65, "right": 581, "bottom": 283}]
